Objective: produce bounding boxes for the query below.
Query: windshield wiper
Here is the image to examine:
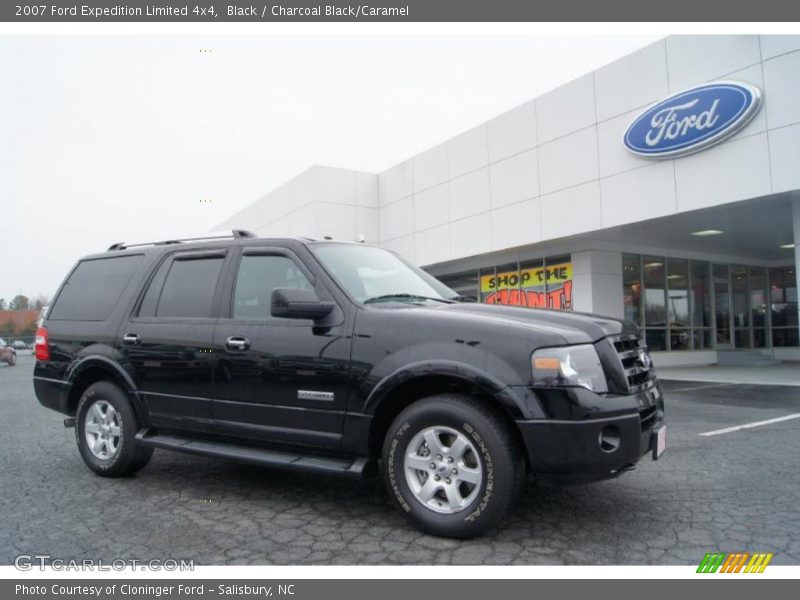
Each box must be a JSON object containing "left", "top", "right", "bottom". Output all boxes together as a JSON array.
[
  {"left": 364, "top": 293, "right": 454, "bottom": 305},
  {"left": 450, "top": 295, "right": 477, "bottom": 303}
]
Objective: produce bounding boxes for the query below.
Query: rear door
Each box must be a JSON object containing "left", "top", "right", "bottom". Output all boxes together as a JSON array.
[
  {"left": 211, "top": 245, "right": 351, "bottom": 450},
  {"left": 122, "top": 249, "right": 229, "bottom": 434}
]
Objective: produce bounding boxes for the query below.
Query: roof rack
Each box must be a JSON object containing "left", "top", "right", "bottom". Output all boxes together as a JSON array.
[{"left": 107, "top": 229, "right": 256, "bottom": 251}]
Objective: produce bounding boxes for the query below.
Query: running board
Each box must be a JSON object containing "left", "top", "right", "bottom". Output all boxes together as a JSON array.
[{"left": 135, "top": 429, "right": 376, "bottom": 479}]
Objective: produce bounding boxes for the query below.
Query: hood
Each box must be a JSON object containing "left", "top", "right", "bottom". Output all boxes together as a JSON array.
[{"left": 428, "top": 302, "right": 638, "bottom": 345}]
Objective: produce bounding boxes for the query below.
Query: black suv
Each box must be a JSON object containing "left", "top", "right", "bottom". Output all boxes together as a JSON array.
[{"left": 34, "top": 231, "right": 665, "bottom": 538}]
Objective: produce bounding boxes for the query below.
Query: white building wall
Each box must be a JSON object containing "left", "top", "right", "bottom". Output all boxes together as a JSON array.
[
  {"left": 216, "top": 165, "right": 379, "bottom": 243},
  {"left": 217, "top": 35, "right": 800, "bottom": 329},
  {"left": 374, "top": 35, "right": 800, "bottom": 270},
  {"left": 571, "top": 250, "right": 624, "bottom": 319}
]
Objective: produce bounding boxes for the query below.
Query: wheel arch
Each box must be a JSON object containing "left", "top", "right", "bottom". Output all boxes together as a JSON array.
[
  {"left": 65, "top": 356, "right": 145, "bottom": 422},
  {"left": 364, "top": 362, "right": 528, "bottom": 461}
]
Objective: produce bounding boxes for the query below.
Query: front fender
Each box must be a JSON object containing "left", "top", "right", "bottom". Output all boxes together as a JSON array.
[{"left": 363, "top": 360, "right": 543, "bottom": 420}]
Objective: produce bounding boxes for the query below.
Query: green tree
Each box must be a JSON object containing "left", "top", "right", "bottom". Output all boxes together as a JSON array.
[
  {"left": 9, "top": 295, "right": 29, "bottom": 311},
  {"left": 0, "top": 298, "right": 6, "bottom": 310}
]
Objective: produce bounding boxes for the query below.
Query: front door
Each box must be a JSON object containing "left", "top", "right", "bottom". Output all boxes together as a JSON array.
[
  {"left": 211, "top": 247, "right": 351, "bottom": 450},
  {"left": 713, "top": 263, "right": 734, "bottom": 350}
]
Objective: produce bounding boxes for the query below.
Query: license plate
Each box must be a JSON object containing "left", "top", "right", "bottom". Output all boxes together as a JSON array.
[{"left": 652, "top": 425, "right": 666, "bottom": 460}]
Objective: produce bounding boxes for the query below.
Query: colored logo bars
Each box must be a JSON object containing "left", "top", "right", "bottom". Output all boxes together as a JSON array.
[{"left": 697, "top": 552, "right": 774, "bottom": 573}]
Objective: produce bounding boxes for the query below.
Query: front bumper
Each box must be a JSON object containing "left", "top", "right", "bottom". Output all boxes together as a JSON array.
[{"left": 514, "top": 381, "right": 665, "bottom": 483}]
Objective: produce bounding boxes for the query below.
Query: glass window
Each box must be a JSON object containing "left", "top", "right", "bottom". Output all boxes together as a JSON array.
[
  {"left": 693, "top": 329, "right": 714, "bottom": 350},
  {"left": 667, "top": 259, "right": 690, "bottom": 350},
  {"left": 750, "top": 267, "right": 768, "bottom": 328},
  {"left": 773, "top": 328, "right": 800, "bottom": 347},
  {"left": 49, "top": 255, "right": 143, "bottom": 321},
  {"left": 138, "top": 257, "right": 171, "bottom": 318},
  {"left": 544, "top": 255, "right": 572, "bottom": 311},
  {"left": 233, "top": 255, "right": 312, "bottom": 320},
  {"left": 312, "top": 243, "right": 455, "bottom": 303},
  {"left": 436, "top": 270, "right": 479, "bottom": 301},
  {"left": 519, "top": 259, "right": 546, "bottom": 308},
  {"left": 690, "top": 261, "right": 711, "bottom": 328},
  {"left": 734, "top": 329, "right": 752, "bottom": 348},
  {"left": 153, "top": 257, "right": 224, "bottom": 318},
  {"left": 770, "top": 266, "right": 798, "bottom": 328},
  {"left": 479, "top": 266, "right": 496, "bottom": 303},
  {"left": 481, "top": 262, "right": 519, "bottom": 305},
  {"left": 645, "top": 329, "right": 667, "bottom": 352},
  {"left": 770, "top": 265, "right": 798, "bottom": 348},
  {"left": 643, "top": 257, "right": 666, "bottom": 327},
  {"left": 622, "top": 254, "right": 642, "bottom": 326},
  {"left": 667, "top": 259, "right": 689, "bottom": 324},
  {"left": 750, "top": 266, "right": 768, "bottom": 349},
  {"left": 731, "top": 265, "right": 750, "bottom": 329},
  {"left": 714, "top": 274, "right": 731, "bottom": 345}
]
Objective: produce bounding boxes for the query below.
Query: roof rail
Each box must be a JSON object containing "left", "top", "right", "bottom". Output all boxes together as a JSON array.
[{"left": 107, "top": 230, "right": 257, "bottom": 251}]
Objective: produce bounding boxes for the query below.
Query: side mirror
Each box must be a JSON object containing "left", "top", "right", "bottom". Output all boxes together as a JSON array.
[{"left": 271, "top": 288, "right": 335, "bottom": 321}]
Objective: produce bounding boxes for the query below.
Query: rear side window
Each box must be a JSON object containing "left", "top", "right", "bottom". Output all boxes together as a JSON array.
[
  {"left": 140, "top": 256, "right": 224, "bottom": 319},
  {"left": 48, "top": 255, "right": 144, "bottom": 321}
]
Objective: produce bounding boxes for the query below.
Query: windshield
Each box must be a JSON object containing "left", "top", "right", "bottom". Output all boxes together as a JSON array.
[{"left": 311, "top": 243, "right": 458, "bottom": 303}]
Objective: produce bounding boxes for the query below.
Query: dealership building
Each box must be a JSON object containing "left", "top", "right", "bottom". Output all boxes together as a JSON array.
[{"left": 217, "top": 35, "right": 800, "bottom": 366}]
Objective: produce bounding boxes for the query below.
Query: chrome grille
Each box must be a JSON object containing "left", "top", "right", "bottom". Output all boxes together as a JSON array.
[{"left": 612, "top": 335, "right": 656, "bottom": 393}]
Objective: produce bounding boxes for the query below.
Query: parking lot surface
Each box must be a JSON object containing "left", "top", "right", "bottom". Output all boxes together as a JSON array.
[{"left": 1, "top": 354, "right": 799, "bottom": 565}]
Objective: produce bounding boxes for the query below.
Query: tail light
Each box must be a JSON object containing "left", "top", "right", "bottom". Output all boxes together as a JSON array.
[{"left": 35, "top": 327, "right": 50, "bottom": 361}]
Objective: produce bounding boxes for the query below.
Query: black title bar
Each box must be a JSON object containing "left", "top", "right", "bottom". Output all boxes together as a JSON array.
[{"left": 3, "top": 0, "right": 800, "bottom": 22}]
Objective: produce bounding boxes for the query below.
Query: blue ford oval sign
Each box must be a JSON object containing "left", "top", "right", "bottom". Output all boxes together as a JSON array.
[{"left": 623, "top": 81, "right": 762, "bottom": 159}]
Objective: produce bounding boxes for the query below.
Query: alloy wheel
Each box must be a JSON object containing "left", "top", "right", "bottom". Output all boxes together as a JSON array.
[
  {"left": 84, "top": 400, "right": 121, "bottom": 460},
  {"left": 404, "top": 425, "right": 483, "bottom": 514}
]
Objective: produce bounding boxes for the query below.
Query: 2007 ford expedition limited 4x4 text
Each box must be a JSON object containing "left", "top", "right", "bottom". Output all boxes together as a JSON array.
[{"left": 34, "top": 231, "right": 665, "bottom": 538}]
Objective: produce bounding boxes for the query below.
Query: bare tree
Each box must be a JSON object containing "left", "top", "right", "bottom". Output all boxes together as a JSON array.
[{"left": 31, "top": 295, "right": 50, "bottom": 311}]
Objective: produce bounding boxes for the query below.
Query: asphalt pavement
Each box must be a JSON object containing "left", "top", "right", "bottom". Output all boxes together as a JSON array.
[{"left": 1, "top": 353, "right": 798, "bottom": 565}]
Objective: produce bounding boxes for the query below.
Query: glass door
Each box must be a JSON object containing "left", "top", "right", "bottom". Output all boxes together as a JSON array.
[
  {"left": 713, "top": 264, "right": 733, "bottom": 349},
  {"left": 732, "top": 265, "right": 752, "bottom": 348}
]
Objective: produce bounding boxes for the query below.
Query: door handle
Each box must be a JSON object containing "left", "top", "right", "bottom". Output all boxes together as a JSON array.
[
  {"left": 225, "top": 336, "right": 250, "bottom": 351},
  {"left": 123, "top": 333, "right": 141, "bottom": 346}
]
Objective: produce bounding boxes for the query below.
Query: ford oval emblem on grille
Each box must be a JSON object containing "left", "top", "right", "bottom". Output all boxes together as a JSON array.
[{"left": 623, "top": 81, "right": 762, "bottom": 159}]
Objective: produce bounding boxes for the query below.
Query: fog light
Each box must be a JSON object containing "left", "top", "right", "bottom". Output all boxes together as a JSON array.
[{"left": 599, "top": 425, "right": 621, "bottom": 453}]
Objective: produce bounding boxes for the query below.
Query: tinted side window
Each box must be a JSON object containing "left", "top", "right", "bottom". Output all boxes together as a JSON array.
[
  {"left": 233, "top": 255, "right": 312, "bottom": 320},
  {"left": 138, "top": 257, "right": 172, "bottom": 318},
  {"left": 148, "top": 257, "right": 224, "bottom": 318},
  {"left": 49, "top": 255, "right": 143, "bottom": 321}
]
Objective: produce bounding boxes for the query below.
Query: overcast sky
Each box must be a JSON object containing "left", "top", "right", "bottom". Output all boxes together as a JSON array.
[{"left": 0, "top": 34, "right": 658, "bottom": 303}]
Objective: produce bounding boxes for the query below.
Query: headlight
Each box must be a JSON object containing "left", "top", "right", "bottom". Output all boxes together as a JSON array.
[{"left": 531, "top": 344, "right": 608, "bottom": 393}]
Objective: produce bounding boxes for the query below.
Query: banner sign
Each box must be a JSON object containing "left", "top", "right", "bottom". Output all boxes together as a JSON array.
[{"left": 481, "top": 262, "right": 573, "bottom": 310}]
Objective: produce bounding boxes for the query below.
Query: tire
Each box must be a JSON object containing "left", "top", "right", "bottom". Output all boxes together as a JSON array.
[
  {"left": 382, "top": 394, "right": 524, "bottom": 538},
  {"left": 9, "top": 353, "right": 15, "bottom": 367},
  {"left": 75, "top": 381, "right": 153, "bottom": 477}
]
